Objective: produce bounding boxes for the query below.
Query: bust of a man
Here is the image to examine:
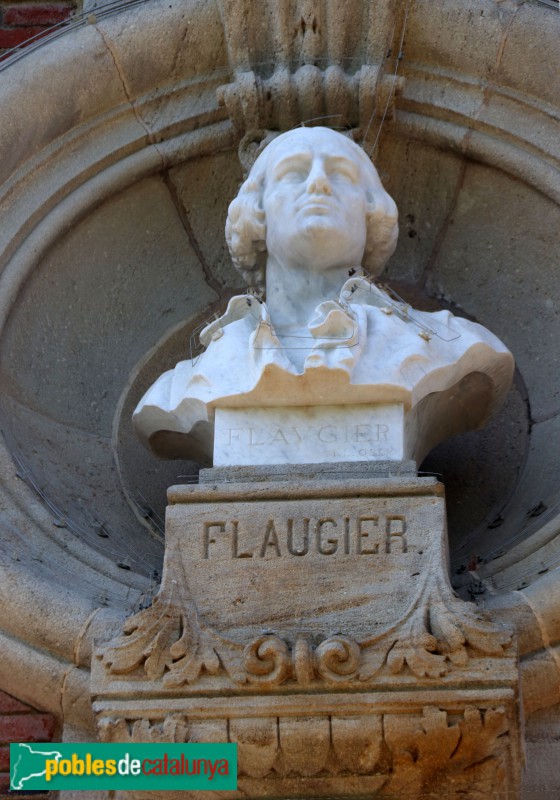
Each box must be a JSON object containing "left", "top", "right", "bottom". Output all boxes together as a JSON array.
[{"left": 133, "top": 127, "right": 514, "bottom": 466}]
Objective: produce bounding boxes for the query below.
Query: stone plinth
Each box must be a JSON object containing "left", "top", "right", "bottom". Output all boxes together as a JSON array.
[{"left": 92, "top": 473, "right": 522, "bottom": 798}]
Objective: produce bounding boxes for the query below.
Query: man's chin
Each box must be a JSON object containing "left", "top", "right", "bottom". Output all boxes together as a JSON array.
[
  {"left": 299, "top": 217, "right": 344, "bottom": 240},
  {"left": 292, "top": 225, "right": 360, "bottom": 268},
  {"left": 302, "top": 218, "right": 359, "bottom": 245}
]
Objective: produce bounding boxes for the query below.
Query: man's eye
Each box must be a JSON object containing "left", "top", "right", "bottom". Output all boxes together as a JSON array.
[
  {"left": 329, "top": 168, "right": 356, "bottom": 182},
  {"left": 280, "top": 169, "right": 307, "bottom": 181}
]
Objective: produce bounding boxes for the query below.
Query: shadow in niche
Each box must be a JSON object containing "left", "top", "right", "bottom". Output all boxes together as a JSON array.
[
  {"left": 386, "top": 281, "right": 530, "bottom": 569},
  {"left": 114, "top": 296, "right": 238, "bottom": 546},
  {"left": 420, "top": 373, "right": 529, "bottom": 571}
]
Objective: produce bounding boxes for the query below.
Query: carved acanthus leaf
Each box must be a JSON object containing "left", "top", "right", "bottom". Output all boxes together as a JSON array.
[
  {"left": 373, "top": 569, "right": 513, "bottom": 679},
  {"left": 386, "top": 636, "right": 448, "bottom": 678},
  {"left": 163, "top": 633, "right": 222, "bottom": 688},
  {"left": 99, "top": 576, "right": 244, "bottom": 685},
  {"left": 451, "top": 706, "right": 508, "bottom": 770},
  {"left": 384, "top": 705, "right": 511, "bottom": 797},
  {"left": 99, "top": 536, "right": 513, "bottom": 687},
  {"left": 430, "top": 571, "right": 512, "bottom": 658},
  {"left": 100, "top": 595, "right": 181, "bottom": 678}
]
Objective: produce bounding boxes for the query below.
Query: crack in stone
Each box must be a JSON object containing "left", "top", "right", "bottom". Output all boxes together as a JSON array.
[
  {"left": 59, "top": 667, "right": 69, "bottom": 732},
  {"left": 163, "top": 173, "right": 224, "bottom": 298},
  {"left": 495, "top": 1, "right": 527, "bottom": 74},
  {"left": 420, "top": 160, "right": 467, "bottom": 292},
  {"left": 531, "top": 408, "right": 560, "bottom": 425},
  {"left": 94, "top": 22, "right": 166, "bottom": 172}
]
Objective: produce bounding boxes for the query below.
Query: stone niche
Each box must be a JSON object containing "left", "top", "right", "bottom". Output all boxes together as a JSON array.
[
  {"left": 94, "top": 39, "right": 519, "bottom": 799},
  {"left": 0, "top": 1, "right": 559, "bottom": 800}
]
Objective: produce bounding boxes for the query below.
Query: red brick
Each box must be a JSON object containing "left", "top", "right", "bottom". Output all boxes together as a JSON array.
[
  {"left": 0, "top": 772, "right": 9, "bottom": 791},
  {"left": 4, "top": 3, "right": 73, "bottom": 27},
  {"left": 0, "top": 714, "right": 54, "bottom": 744},
  {"left": 0, "top": 692, "right": 30, "bottom": 714},
  {"left": 0, "top": 747, "right": 8, "bottom": 771},
  {"left": 0, "top": 26, "right": 46, "bottom": 48}
]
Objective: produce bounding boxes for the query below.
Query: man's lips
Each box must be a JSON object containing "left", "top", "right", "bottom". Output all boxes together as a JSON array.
[{"left": 298, "top": 198, "right": 336, "bottom": 214}]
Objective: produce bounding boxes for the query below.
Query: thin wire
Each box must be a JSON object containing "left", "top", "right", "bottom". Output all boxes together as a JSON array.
[
  {"left": 1, "top": 501, "right": 145, "bottom": 608},
  {"left": 370, "top": 0, "right": 412, "bottom": 155},
  {"left": 132, "top": 489, "right": 166, "bottom": 538},
  {"left": 297, "top": 114, "right": 354, "bottom": 130},
  {"left": 198, "top": 464, "right": 415, "bottom": 482},
  {"left": 359, "top": 13, "right": 399, "bottom": 147},
  {"left": 11, "top": 449, "right": 163, "bottom": 574},
  {"left": 344, "top": 271, "right": 461, "bottom": 342}
]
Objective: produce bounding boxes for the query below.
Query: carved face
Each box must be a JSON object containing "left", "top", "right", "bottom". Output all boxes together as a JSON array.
[{"left": 261, "top": 128, "right": 369, "bottom": 272}]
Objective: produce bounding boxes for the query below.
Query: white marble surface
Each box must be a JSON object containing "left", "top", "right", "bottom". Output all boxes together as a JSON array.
[
  {"left": 214, "top": 404, "right": 405, "bottom": 466},
  {"left": 133, "top": 127, "right": 514, "bottom": 465}
]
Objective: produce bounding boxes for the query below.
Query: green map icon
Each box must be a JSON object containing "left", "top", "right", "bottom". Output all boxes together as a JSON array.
[
  {"left": 10, "top": 743, "right": 63, "bottom": 790},
  {"left": 10, "top": 741, "right": 237, "bottom": 790}
]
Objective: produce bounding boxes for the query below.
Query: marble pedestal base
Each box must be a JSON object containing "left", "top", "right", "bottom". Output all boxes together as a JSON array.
[{"left": 92, "top": 471, "right": 522, "bottom": 798}]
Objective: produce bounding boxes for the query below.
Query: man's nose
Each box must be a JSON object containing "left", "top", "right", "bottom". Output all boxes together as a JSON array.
[{"left": 306, "top": 163, "right": 332, "bottom": 195}]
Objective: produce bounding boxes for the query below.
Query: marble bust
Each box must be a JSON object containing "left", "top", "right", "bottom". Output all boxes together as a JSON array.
[{"left": 133, "top": 127, "right": 514, "bottom": 466}]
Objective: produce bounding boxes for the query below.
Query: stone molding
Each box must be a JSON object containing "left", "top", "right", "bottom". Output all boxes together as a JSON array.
[
  {"left": 93, "top": 700, "right": 520, "bottom": 797},
  {"left": 93, "top": 475, "right": 521, "bottom": 796},
  {"left": 94, "top": 479, "right": 514, "bottom": 690}
]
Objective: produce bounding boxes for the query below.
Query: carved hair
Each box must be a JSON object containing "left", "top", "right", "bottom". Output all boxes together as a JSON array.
[{"left": 225, "top": 128, "right": 399, "bottom": 291}]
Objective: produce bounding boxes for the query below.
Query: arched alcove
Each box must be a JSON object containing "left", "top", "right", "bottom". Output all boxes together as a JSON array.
[{"left": 0, "top": 0, "right": 558, "bottom": 762}]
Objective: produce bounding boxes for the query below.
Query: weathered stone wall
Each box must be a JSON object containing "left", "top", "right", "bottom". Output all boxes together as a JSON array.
[
  {"left": 0, "top": 0, "right": 76, "bottom": 55},
  {"left": 522, "top": 703, "right": 560, "bottom": 799},
  {"left": 0, "top": 690, "right": 56, "bottom": 797}
]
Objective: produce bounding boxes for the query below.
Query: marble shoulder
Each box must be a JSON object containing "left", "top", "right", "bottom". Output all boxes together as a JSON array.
[
  {"left": 199, "top": 293, "right": 266, "bottom": 346},
  {"left": 344, "top": 279, "right": 512, "bottom": 355},
  {"left": 132, "top": 359, "right": 197, "bottom": 427}
]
